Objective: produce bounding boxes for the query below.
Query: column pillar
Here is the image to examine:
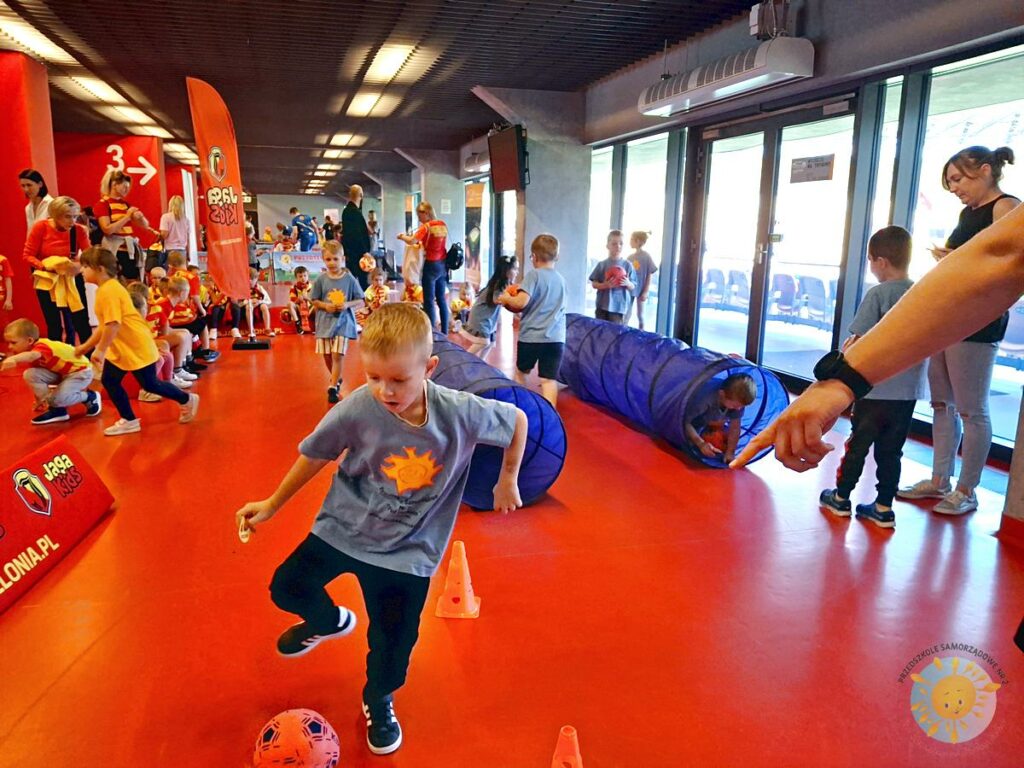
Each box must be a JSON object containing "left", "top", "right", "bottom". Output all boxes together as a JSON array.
[
  {"left": 364, "top": 170, "right": 413, "bottom": 264},
  {"left": 0, "top": 53, "right": 58, "bottom": 328},
  {"left": 471, "top": 86, "right": 591, "bottom": 313}
]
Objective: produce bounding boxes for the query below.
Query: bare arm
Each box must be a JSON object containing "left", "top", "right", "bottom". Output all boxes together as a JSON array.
[
  {"left": 493, "top": 409, "right": 528, "bottom": 513},
  {"left": 498, "top": 289, "right": 530, "bottom": 311},
  {"left": 0, "top": 350, "right": 42, "bottom": 370},
  {"left": 235, "top": 455, "right": 331, "bottom": 533},
  {"left": 733, "top": 201, "right": 1024, "bottom": 470}
]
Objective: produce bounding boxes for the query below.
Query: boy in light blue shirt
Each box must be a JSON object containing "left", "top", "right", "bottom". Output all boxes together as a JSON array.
[
  {"left": 237, "top": 303, "right": 528, "bottom": 756},
  {"left": 497, "top": 233, "right": 567, "bottom": 408},
  {"left": 820, "top": 226, "right": 925, "bottom": 528},
  {"left": 589, "top": 229, "right": 636, "bottom": 324}
]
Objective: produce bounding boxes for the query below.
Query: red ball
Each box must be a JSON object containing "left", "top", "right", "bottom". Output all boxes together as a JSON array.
[
  {"left": 702, "top": 426, "right": 728, "bottom": 452},
  {"left": 506, "top": 284, "right": 520, "bottom": 296},
  {"left": 605, "top": 265, "right": 627, "bottom": 284},
  {"left": 253, "top": 709, "right": 340, "bottom": 768}
]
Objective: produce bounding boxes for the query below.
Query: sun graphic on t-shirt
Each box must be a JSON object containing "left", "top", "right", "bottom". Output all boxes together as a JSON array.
[
  {"left": 327, "top": 288, "right": 347, "bottom": 305},
  {"left": 381, "top": 447, "right": 443, "bottom": 494}
]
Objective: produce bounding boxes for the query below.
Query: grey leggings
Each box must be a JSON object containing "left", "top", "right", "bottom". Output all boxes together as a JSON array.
[{"left": 928, "top": 341, "right": 997, "bottom": 491}]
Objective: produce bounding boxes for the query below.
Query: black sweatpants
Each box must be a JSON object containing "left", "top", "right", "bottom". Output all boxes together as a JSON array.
[
  {"left": 836, "top": 399, "right": 916, "bottom": 507},
  {"left": 270, "top": 533, "right": 430, "bottom": 703},
  {"left": 35, "top": 274, "right": 91, "bottom": 344}
]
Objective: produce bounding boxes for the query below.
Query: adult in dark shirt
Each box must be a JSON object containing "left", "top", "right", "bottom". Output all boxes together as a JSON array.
[
  {"left": 322, "top": 215, "right": 336, "bottom": 241},
  {"left": 898, "top": 146, "right": 1019, "bottom": 516},
  {"left": 341, "top": 184, "right": 372, "bottom": 290}
]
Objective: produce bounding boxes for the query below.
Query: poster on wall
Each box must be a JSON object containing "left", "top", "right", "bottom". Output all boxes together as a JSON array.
[{"left": 464, "top": 182, "right": 484, "bottom": 290}]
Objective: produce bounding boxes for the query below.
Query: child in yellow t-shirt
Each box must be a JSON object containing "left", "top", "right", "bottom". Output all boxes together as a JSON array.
[
  {"left": 3, "top": 317, "right": 101, "bottom": 424},
  {"left": 75, "top": 247, "right": 199, "bottom": 436}
]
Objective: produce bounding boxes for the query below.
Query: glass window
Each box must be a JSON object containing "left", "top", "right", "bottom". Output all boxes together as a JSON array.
[
  {"left": 695, "top": 132, "right": 764, "bottom": 356},
  {"left": 622, "top": 134, "right": 669, "bottom": 330},
  {"left": 910, "top": 43, "right": 1024, "bottom": 444},
  {"left": 586, "top": 146, "right": 613, "bottom": 316},
  {"left": 861, "top": 77, "right": 905, "bottom": 298},
  {"left": 463, "top": 178, "right": 490, "bottom": 290},
  {"left": 501, "top": 189, "right": 517, "bottom": 260},
  {"left": 762, "top": 115, "right": 856, "bottom": 379}
]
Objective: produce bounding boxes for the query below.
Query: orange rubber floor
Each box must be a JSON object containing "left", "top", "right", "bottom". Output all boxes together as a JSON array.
[{"left": 1, "top": 327, "right": 1022, "bottom": 767}]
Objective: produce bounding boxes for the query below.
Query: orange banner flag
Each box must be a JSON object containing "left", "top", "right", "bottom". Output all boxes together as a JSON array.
[{"left": 185, "top": 77, "right": 250, "bottom": 300}]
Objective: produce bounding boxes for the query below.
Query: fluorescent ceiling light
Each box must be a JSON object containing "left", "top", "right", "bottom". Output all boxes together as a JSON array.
[
  {"left": 370, "top": 93, "right": 402, "bottom": 117},
  {"left": 322, "top": 149, "right": 354, "bottom": 159},
  {"left": 364, "top": 44, "right": 414, "bottom": 83},
  {"left": 312, "top": 171, "right": 332, "bottom": 177},
  {"left": 0, "top": 10, "right": 78, "bottom": 65},
  {"left": 347, "top": 90, "right": 381, "bottom": 117},
  {"left": 165, "top": 143, "right": 195, "bottom": 155},
  {"left": 96, "top": 104, "right": 156, "bottom": 125},
  {"left": 74, "top": 76, "right": 127, "bottom": 104},
  {"left": 132, "top": 126, "right": 173, "bottom": 139},
  {"left": 329, "top": 133, "right": 366, "bottom": 147},
  {"left": 316, "top": 163, "right": 342, "bottom": 171}
]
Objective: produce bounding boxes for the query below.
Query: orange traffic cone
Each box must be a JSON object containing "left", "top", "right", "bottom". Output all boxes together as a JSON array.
[
  {"left": 551, "top": 725, "right": 582, "bottom": 768},
  {"left": 435, "top": 540, "right": 481, "bottom": 618}
]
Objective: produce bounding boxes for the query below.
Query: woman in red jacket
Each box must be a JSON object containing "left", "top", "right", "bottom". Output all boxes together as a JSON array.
[
  {"left": 23, "top": 196, "right": 92, "bottom": 343},
  {"left": 398, "top": 201, "right": 450, "bottom": 333}
]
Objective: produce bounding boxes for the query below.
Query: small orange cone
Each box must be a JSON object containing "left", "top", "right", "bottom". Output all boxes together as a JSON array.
[
  {"left": 435, "top": 540, "right": 481, "bottom": 618},
  {"left": 551, "top": 725, "right": 582, "bottom": 768}
]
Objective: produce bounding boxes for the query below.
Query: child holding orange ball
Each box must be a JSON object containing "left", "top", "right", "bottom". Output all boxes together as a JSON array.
[
  {"left": 458, "top": 256, "right": 518, "bottom": 357},
  {"left": 685, "top": 374, "right": 757, "bottom": 465}
]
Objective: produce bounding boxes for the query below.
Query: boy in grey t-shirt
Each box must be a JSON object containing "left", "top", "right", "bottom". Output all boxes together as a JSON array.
[
  {"left": 237, "top": 304, "right": 527, "bottom": 756},
  {"left": 820, "top": 227, "right": 925, "bottom": 528},
  {"left": 588, "top": 229, "right": 636, "bottom": 324},
  {"left": 497, "top": 233, "right": 567, "bottom": 408}
]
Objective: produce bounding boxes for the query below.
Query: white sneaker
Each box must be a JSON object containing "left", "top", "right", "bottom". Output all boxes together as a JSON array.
[
  {"left": 933, "top": 490, "right": 978, "bottom": 516},
  {"left": 897, "top": 479, "right": 952, "bottom": 500},
  {"left": 138, "top": 390, "right": 162, "bottom": 403},
  {"left": 267, "top": 329, "right": 276, "bottom": 337},
  {"left": 210, "top": 329, "right": 218, "bottom": 340},
  {"left": 104, "top": 418, "right": 141, "bottom": 436},
  {"left": 176, "top": 368, "right": 199, "bottom": 381},
  {"left": 231, "top": 328, "right": 242, "bottom": 338},
  {"left": 179, "top": 393, "right": 200, "bottom": 423},
  {"left": 172, "top": 375, "right": 194, "bottom": 389}
]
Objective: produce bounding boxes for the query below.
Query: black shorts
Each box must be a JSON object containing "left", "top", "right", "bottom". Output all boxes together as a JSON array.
[
  {"left": 516, "top": 341, "right": 564, "bottom": 379},
  {"left": 170, "top": 317, "right": 206, "bottom": 337}
]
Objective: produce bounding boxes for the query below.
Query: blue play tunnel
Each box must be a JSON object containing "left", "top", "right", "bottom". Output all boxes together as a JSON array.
[
  {"left": 430, "top": 333, "right": 566, "bottom": 508},
  {"left": 557, "top": 314, "right": 788, "bottom": 466}
]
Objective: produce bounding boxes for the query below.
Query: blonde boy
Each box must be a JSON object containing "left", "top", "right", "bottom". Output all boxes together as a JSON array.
[
  {"left": 497, "top": 234, "right": 567, "bottom": 408},
  {"left": 237, "top": 303, "right": 528, "bottom": 757},
  {"left": 2, "top": 317, "right": 101, "bottom": 424}
]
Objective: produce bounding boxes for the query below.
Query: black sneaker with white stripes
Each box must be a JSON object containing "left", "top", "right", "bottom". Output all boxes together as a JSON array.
[
  {"left": 276, "top": 607, "right": 357, "bottom": 657},
  {"left": 362, "top": 695, "right": 402, "bottom": 755}
]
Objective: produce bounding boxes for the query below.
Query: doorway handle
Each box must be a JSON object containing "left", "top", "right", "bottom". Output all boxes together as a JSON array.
[{"left": 756, "top": 242, "right": 769, "bottom": 265}]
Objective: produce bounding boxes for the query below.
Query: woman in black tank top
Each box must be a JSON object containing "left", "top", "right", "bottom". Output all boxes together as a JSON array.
[{"left": 898, "top": 146, "right": 1019, "bottom": 516}]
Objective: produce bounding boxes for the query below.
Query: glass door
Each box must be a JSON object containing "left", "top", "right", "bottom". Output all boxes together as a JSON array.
[
  {"left": 694, "top": 132, "right": 765, "bottom": 356},
  {"left": 761, "top": 115, "right": 856, "bottom": 379},
  {"left": 692, "top": 110, "right": 857, "bottom": 377}
]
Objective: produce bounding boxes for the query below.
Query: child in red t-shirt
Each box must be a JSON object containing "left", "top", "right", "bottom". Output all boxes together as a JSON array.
[
  {"left": 0, "top": 253, "right": 13, "bottom": 314},
  {"left": 288, "top": 266, "right": 313, "bottom": 335},
  {"left": 2, "top": 317, "right": 101, "bottom": 424},
  {"left": 127, "top": 282, "right": 195, "bottom": 389}
]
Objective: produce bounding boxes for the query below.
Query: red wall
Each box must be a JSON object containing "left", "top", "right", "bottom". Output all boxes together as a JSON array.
[
  {"left": 0, "top": 53, "right": 58, "bottom": 328},
  {"left": 54, "top": 133, "right": 167, "bottom": 248}
]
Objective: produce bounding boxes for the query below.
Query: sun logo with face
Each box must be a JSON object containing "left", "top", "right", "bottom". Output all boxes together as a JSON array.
[
  {"left": 910, "top": 656, "right": 1000, "bottom": 743},
  {"left": 381, "top": 447, "right": 443, "bottom": 495},
  {"left": 327, "top": 288, "right": 347, "bottom": 305}
]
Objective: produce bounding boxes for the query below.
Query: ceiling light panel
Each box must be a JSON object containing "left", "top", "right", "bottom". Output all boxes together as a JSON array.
[
  {"left": 0, "top": 8, "right": 78, "bottom": 65},
  {"left": 364, "top": 44, "right": 414, "bottom": 83},
  {"left": 347, "top": 91, "right": 381, "bottom": 117}
]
